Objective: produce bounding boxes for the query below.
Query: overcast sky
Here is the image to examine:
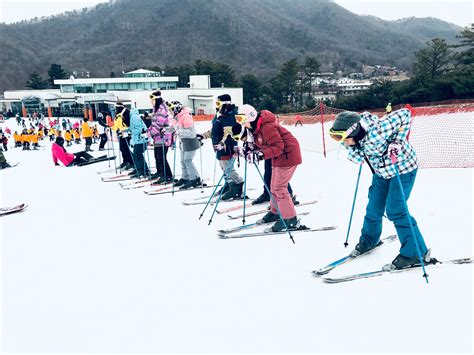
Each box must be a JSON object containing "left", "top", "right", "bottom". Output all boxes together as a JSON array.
[{"left": 0, "top": 0, "right": 472, "bottom": 27}]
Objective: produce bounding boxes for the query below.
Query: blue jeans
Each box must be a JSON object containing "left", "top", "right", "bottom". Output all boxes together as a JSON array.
[
  {"left": 360, "top": 169, "right": 428, "bottom": 258},
  {"left": 133, "top": 143, "right": 148, "bottom": 176}
]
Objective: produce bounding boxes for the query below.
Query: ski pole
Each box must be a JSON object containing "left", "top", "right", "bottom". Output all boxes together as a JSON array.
[
  {"left": 212, "top": 156, "right": 217, "bottom": 187},
  {"left": 242, "top": 157, "right": 248, "bottom": 225},
  {"left": 124, "top": 135, "right": 137, "bottom": 174},
  {"left": 253, "top": 161, "right": 295, "bottom": 244},
  {"left": 199, "top": 171, "right": 226, "bottom": 220},
  {"left": 391, "top": 156, "right": 429, "bottom": 284},
  {"left": 161, "top": 134, "right": 167, "bottom": 185},
  {"left": 172, "top": 139, "right": 177, "bottom": 196},
  {"left": 145, "top": 139, "right": 152, "bottom": 179},
  {"left": 207, "top": 157, "right": 236, "bottom": 225},
  {"left": 199, "top": 143, "right": 204, "bottom": 193},
  {"left": 344, "top": 163, "right": 363, "bottom": 247}
]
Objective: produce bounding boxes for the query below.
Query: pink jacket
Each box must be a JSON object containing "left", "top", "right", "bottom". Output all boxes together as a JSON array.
[{"left": 52, "top": 143, "right": 74, "bottom": 166}]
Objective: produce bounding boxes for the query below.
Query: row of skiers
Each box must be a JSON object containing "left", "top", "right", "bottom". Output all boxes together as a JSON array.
[{"left": 108, "top": 92, "right": 430, "bottom": 271}]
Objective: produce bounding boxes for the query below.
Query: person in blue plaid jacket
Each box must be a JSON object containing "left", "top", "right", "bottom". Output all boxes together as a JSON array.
[{"left": 330, "top": 107, "right": 430, "bottom": 270}]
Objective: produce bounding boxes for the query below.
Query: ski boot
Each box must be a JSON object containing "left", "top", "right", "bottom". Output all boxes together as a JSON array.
[
  {"left": 383, "top": 249, "right": 434, "bottom": 271},
  {"left": 174, "top": 178, "right": 188, "bottom": 187},
  {"left": 257, "top": 211, "right": 279, "bottom": 225},
  {"left": 180, "top": 178, "right": 201, "bottom": 190},
  {"left": 270, "top": 216, "right": 300, "bottom": 232},
  {"left": 350, "top": 239, "right": 378, "bottom": 257},
  {"left": 252, "top": 193, "right": 270, "bottom": 205}
]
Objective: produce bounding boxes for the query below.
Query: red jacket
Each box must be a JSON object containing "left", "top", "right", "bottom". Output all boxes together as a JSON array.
[
  {"left": 253, "top": 110, "right": 302, "bottom": 167},
  {"left": 52, "top": 143, "right": 75, "bottom": 166}
]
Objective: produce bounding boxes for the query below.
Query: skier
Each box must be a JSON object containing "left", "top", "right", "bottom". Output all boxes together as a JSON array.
[
  {"left": 233, "top": 104, "right": 303, "bottom": 232},
  {"left": 97, "top": 112, "right": 109, "bottom": 151},
  {"left": 329, "top": 107, "right": 430, "bottom": 270},
  {"left": 168, "top": 101, "right": 201, "bottom": 189},
  {"left": 127, "top": 108, "right": 150, "bottom": 178},
  {"left": 196, "top": 94, "right": 244, "bottom": 200},
  {"left": 81, "top": 117, "right": 93, "bottom": 151},
  {"left": 114, "top": 103, "right": 134, "bottom": 170},
  {"left": 64, "top": 130, "right": 73, "bottom": 146},
  {"left": 148, "top": 91, "right": 174, "bottom": 183},
  {"left": 51, "top": 136, "right": 93, "bottom": 166}
]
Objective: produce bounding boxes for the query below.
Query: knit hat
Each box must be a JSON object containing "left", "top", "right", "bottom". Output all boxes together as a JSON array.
[
  {"left": 332, "top": 111, "right": 361, "bottom": 137},
  {"left": 55, "top": 136, "right": 64, "bottom": 146},
  {"left": 237, "top": 104, "right": 258, "bottom": 123},
  {"left": 217, "top": 94, "right": 232, "bottom": 103}
]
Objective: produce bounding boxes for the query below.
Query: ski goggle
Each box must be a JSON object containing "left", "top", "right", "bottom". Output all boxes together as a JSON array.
[
  {"left": 235, "top": 114, "right": 247, "bottom": 125},
  {"left": 329, "top": 123, "right": 359, "bottom": 142},
  {"left": 149, "top": 94, "right": 161, "bottom": 99}
]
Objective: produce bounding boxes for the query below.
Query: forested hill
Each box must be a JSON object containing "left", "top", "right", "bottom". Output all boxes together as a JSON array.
[{"left": 0, "top": 0, "right": 462, "bottom": 92}]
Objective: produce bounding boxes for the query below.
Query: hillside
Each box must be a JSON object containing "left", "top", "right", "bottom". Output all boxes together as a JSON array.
[{"left": 0, "top": 0, "right": 462, "bottom": 92}]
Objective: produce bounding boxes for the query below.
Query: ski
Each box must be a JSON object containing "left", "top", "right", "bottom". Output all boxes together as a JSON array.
[
  {"left": 0, "top": 203, "right": 28, "bottom": 216},
  {"left": 219, "top": 225, "right": 336, "bottom": 239},
  {"left": 0, "top": 162, "right": 19, "bottom": 170},
  {"left": 76, "top": 156, "right": 116, "bottom": 167},
  {"left": 321, "top": 257, "right": 473, "bottom": 284},
  {"left": 101, "top": 173, "right": 139, "bottom": 182},
  {"left": 227, "top": 200, "right": 318, "bottom": 220},
  {"left": 145, "top": 184, "right": 215, "bottom": 196},
  {"left": 183, "top": 197, "right": 253, "bottom": 206},
  {"left": 216, "top": 201, "right": 261, "bottom": 214},
  {"left": 97, "top": 167, "right": 120, "bottom": 175},
  {"left": 218, "top": 211, "right": 311, "bottom": 235},
  {"left": 312, "top": 234, "right": 399, "bottom": 276},
  {"left": 184, "top": 187, "right": 256, "bottom": 203},
  {"left": 120, "top": 177, "right": 160, "bottom": 189}
]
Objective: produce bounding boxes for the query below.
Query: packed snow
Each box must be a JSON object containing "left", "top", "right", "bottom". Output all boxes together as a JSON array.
[{"left": 1, "top": 115, "right": 472, "bottom": 353}]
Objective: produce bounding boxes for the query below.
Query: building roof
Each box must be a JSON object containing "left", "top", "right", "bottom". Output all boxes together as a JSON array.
[
  {"left": 125, "top": 69, "right": 159, "bottom": 75},
  {"left": 54, "top": 76, "right": 179, "bottom": 85}
]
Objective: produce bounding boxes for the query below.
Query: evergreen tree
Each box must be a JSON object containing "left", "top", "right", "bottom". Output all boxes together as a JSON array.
[
  {"left": 26, "top": 73, "right": 48, "bottom": 89},
  {"left": 413, "top": 38, "right": 451, "bottom": 82},
  {"left": 303, "top": 57, "right": 321, "bottom": 97},
  {"left": 47, "top": 64, "right": 68, "bottom": 87},
  {"left": 240, "top": 74, "right": 263, "bottom": 108}
]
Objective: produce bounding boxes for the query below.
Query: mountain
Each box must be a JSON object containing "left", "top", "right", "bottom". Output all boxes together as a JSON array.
[{"left": 0, "top": 0, "right": 463, "bottom": 93}]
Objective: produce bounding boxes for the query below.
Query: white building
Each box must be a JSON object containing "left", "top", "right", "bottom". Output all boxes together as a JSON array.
[{"left": 1, "top": 71, "right": 243, "bottom": 118}]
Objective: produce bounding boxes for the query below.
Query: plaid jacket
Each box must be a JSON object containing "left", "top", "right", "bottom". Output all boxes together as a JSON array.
[{"left": 344, "top": 108, "right": 418, "bottom": 179}]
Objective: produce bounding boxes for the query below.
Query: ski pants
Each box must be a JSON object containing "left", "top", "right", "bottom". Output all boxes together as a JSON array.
[
  {"left": 269, "top": 165, "right": 298, "bottom": 219},
  {"left": 99, "top": 133, "right": 108, "bottom": 149},
  {"left": 219, "top": 159, "right": 243, "bottom": 184},
  {"left": 133, "top": 142, "right": 148, "bottom": 176},
  {"left": 180, "top": 148, "right": 199, "bottom": 180},
  {"left": 119, "top": 136, "right": 134, "bottom": 165},
  {"left": 262, "top": 158, "right": 293, "bottom": 197},
  {"left": 360, "top": 169, "right": 428, "bottom": 258},
  {"left": 72, "top": 151, "right": 93, "bottom": 165},
  {"left": 154, "top": 145, "right": 172, "bottom": 179}
]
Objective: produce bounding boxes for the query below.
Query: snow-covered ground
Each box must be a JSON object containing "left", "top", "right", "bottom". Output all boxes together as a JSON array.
[{"left": 1, "top": 116, "right": 472, "bottom": 353}]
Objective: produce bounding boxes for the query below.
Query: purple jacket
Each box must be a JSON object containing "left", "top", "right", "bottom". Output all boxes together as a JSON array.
[{"left": 148, "top": 103, "right": 173, "bottom": 146}]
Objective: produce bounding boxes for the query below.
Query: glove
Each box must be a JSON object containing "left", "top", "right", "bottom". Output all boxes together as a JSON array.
[
  {"left": 233, "top": 146, "right": 242, "bottom": 158},
  {"left": 117, "top": 129, "right": 122, "bottom": 138},
  {"left": 246, "top": 150, "right": 264, "bottom": 163},
  {"left": 55, "top": 162, "right": 60, "bottom": 166},
  {"left": 196, "top": 134, "right": 204, "bottom": 141},
  {"left": 213, "top": 142, "right": 225, "bottom": 151},
  {"left": 388, "top": 142, "right": 402, "bottom": 163},
  {"left": 232, "top": 124, "right": 242, "bottom": 140},
  {"left": 140, "top": 132, "right": 148, "bottom": 139}
]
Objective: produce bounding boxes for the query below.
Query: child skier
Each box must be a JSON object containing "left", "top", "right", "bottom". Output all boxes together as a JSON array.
[
  {"left": 234, "top": 104, "right": 303, "bottom": 232},
  {"left": 196, "top": 94, "right": 244, "bottom": 200},
  {"left": 329, "top": 107, "right": 430, "bottom": 270},
  {"left": 148, "top": 91, "right": 174, "bottom": 183},
  {"left": 81, "top": 117, "right": 93, "bottom": 151},
  {"left": 114, "top": 103, "right": 134, "bottom": 170},
  {"left": 51, "top": 136, "right": 93, "bottom": 167},
  {"left": 168, "top": 101, "right": 201, "bottom": 189}
]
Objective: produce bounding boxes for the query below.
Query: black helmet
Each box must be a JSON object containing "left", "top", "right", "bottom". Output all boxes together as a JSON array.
[{"left": 55, "top": 136, "right": 65, "bottom": 146}]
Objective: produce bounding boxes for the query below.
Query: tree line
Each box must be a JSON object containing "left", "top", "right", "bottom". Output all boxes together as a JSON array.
[{"left": 25, "top": 25, "right": 473, "bottom": 113}]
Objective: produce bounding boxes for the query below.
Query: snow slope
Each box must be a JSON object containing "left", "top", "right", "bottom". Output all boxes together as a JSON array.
[{"left": 1, "top": 117, "right": 472, "bottom": 353}]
